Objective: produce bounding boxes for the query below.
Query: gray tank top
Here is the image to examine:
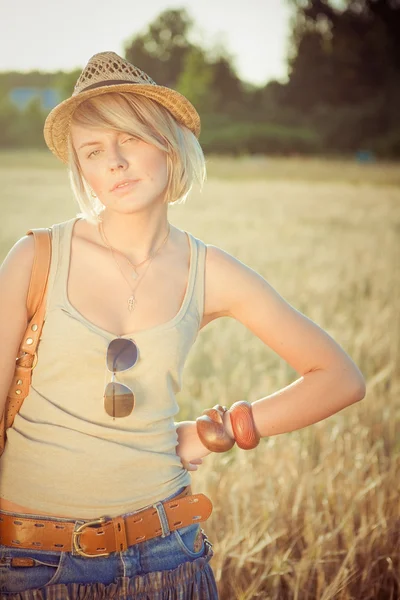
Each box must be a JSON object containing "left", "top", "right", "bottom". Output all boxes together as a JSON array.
[{"left": 0, "top": 216, "right": 207, "bottom": 518}]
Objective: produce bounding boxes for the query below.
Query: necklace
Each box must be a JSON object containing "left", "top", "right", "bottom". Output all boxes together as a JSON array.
[
  {"left": 99, "top": 221, "right": 156, "bottom": 279},
  {"left": 98, "top": 222, "right": 171, "bottom": 312}
]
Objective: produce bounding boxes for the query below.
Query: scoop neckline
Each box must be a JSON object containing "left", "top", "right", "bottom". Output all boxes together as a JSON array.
[{"left": 62, "top": 216, "right": 197, "bottom": 339}]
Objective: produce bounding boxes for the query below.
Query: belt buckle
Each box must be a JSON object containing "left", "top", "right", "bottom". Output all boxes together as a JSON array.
[{"left": 72, "top": 517, "right": 110, "bottom": 558}]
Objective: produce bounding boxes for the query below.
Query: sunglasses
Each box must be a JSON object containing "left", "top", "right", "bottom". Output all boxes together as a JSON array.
[{"left": 104, "top": 338, "right": 139, "bottom": 419}]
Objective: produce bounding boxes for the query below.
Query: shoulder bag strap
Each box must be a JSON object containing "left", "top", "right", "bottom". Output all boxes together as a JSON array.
[{"left": 0, "top": 228, "right": 52, "bottom": 454}]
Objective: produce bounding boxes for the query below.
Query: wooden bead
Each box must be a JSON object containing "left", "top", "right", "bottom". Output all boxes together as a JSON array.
[
  {"left": 196, "top": 404, "right": 236, "bottom": 453},
  {"left": 229, "top": 401, "right": 260, "bottom": 450}
]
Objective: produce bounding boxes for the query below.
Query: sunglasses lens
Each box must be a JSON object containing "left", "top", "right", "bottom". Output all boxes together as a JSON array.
[
  {"left": 104, "top": 382, "right": 135, "bottom": 418},
  {"left": 107, "top": 338, "right": 138, "bottom": 372}
]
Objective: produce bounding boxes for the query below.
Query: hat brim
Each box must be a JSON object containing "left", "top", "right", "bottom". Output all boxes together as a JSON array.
[{"left": 43, "top": 83, "right": 201, "bottom": 164}]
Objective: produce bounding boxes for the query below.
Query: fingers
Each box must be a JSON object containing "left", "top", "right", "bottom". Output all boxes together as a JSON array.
[{"left": 181, "top": 458, "right": 204, "bottom": 471}]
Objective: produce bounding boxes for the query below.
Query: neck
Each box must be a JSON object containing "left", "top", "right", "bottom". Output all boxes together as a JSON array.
[{"left": 98, "top": 208, "right": 170, "bottom": 263}]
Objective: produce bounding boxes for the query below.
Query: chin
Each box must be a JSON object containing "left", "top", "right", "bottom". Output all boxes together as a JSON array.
[{"left": 113, "top": 197, "right": 161, "bottom": 214}]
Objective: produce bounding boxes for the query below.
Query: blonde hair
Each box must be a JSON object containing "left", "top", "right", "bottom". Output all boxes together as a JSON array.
[{"left": 67, "top": 92, "right": 206, "bottom": 223}]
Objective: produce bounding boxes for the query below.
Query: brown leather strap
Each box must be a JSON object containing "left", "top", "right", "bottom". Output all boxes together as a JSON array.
[
  {"left": 0, "top": 486, "right": 213, "bottom": 557},
  {"left": 26, "top": 228, "right": 52, "bottom": 321},
  {"left": 0, "top": 228, "right": 52, "bottom": 457}
]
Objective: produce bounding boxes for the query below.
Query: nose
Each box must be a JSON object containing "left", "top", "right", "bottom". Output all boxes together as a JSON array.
[{"left": 109, "top": 146, "right": 129, "bottom": 171}]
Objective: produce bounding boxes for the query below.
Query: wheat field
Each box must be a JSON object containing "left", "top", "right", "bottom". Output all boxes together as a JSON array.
[{"left": 0, "top": 151, "right": 399, "bottom": 599}]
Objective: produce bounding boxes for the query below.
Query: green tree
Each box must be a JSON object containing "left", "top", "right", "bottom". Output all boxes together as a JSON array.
[
  {"left": 286, "top": 0, "right": 400, "bottom": 108},
  {"left": 175, "top": 47, "right": 217, "bottom": 114},
  {"left": 124, "top": 8, "right": 195, "bottom": 86},
  {"left": 0, "top": 94, "right": 20, "bottom": 148},
  {"left": 208, "top": 54, "right": 246, "bottom": 116},
  {"left": 11, "top": 97, "right": 46, "bottom": 148},
  {"left": 284, "top": 0, "right": 400, "bottom": 153},
  {"left": 53, "top": 69, "right": 82, "bottom": 101}
]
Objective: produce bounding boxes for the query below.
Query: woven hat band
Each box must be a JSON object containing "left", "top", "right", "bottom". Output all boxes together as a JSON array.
[{"left": 77, "top": 79, "right": 140, "bottom": 94}]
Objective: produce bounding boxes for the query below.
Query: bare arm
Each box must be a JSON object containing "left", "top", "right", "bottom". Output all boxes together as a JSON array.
[
  {"left": 0, "top": 236, "right": 35, "bottom": 419},
  {"left": 176, "top": 246, "right": 366, "bottom": 462}
]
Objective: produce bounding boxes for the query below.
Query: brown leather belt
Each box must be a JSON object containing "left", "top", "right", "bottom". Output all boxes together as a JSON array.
[{"left": 0, "top": 486, "right": 213, "bottom": 558}]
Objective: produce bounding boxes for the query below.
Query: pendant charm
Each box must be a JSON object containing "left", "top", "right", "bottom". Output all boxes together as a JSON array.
[
  {"left": 132, "top": 270, "right": 139, "bottom": 280},
  {"left": 128, "top": 295, "right": 136, "bottom": 312}
]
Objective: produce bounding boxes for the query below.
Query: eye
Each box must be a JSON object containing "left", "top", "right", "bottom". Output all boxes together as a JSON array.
[{"left": 87, "top": 137, "right": 137, "bottom": 158}]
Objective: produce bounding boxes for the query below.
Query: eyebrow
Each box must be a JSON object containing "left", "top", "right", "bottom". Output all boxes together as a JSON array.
[
  {"left": 78, "top": 141, "right": 103, "bottom": 150},
  {"left": 78, "top": 132, "right": 133, "bottom": 151}
]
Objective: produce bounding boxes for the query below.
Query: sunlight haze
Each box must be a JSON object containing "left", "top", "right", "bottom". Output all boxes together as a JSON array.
[{"left": 0, "top": 0, "right": 291, "bottom": 86}]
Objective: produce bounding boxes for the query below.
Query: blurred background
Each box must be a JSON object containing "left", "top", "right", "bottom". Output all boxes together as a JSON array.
[
  {"left": 1, "top": 0, "right": 400, "bottom": 157},
  {"left": 1, "top": 1, "right": 399, "bottom": 599}
]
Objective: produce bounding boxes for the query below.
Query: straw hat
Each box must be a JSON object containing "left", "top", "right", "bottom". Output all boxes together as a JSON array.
[{"left": 43, "top": 51, "right": 201, "bottom": 164}]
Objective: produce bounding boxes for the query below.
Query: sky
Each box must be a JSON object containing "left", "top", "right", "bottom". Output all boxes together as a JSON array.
[{"left": 0, "top": 0, "right": 293, "bottom": 86}]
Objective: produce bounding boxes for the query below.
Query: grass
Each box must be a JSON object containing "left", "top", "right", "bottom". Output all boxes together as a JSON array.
[
  {"left": 0, "top": 152, "right": 399, "bottom": 599},
  {"left": 204, "top": 154, "right": 400, "bottom": 186}
]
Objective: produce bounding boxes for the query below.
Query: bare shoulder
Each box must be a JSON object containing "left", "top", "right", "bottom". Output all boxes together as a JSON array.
[
  {"left": 0, "top": 234, "right": 36, "bottom": 328},
  {"left": 0, "top": 234, "right": 35, "bottom": 292},
  {"left": 0, "top": 235, "right": 37, "bottom": 412},
  {"left": 0, "top": 235, "right": 35, "bottom": 351}
]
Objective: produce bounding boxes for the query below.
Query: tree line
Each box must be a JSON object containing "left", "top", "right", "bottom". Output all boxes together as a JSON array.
[{"left": 1, "top": 1, "right": 399, "bottom": 157}]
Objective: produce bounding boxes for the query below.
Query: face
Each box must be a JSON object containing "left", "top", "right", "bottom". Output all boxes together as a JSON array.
[{"left": 70, "top": 124, "right": 169, "bottom": 214}]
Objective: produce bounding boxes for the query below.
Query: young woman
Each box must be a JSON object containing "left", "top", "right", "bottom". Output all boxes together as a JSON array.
[{"left": 0, "top": 51, "right": 366, "bottom": 599}]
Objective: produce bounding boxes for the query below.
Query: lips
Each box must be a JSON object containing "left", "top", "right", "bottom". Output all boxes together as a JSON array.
[{"left": 111, "top": 179, "right": 139, "bottom": 192}]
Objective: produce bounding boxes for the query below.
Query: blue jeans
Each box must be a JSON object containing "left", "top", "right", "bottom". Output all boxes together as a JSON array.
[{"left": 0, "top": 487, "right": 218, "bottom": 599}]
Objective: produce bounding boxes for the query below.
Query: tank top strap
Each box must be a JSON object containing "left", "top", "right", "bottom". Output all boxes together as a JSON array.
[
  {"left": 186, "top": 233, "right": 207, "bottom": 326},
  {"left": 45, "top": 216, "right": 77, "bottom": 314}
]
